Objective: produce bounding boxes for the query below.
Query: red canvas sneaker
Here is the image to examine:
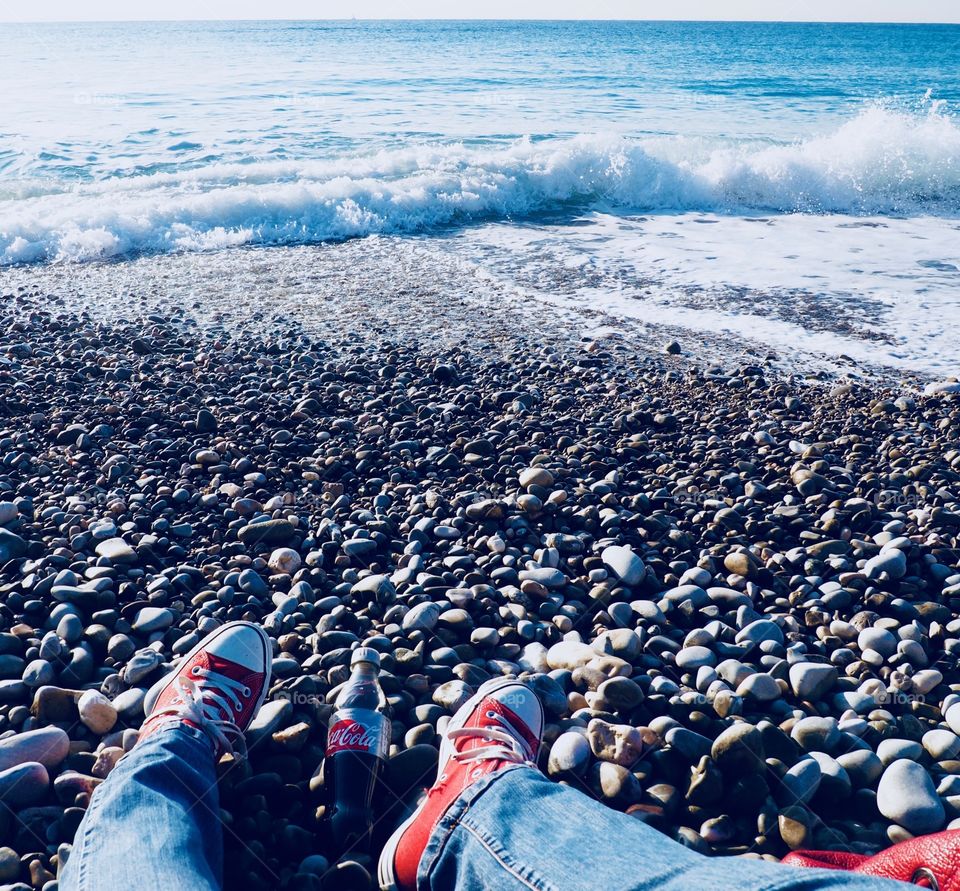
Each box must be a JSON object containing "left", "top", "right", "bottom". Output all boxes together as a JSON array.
[
  {"left": 785, "top": 830, "right": 960, "bottom": 890},
  {"left": 139, "top": 620, "right": 272, "bottom": 761},
  {"left": 378, "top": 677, "right": 545, "bottom": 891}
]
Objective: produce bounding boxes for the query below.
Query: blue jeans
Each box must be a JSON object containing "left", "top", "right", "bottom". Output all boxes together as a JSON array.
[
  {"left": 61, "top": 726, "right": 222, "bottom": 891},
  {"left": 422, "top": 766, "right": 908, "bottom": 891},
  {"left": 61, "top": 728, "right": 908, "bottom": 891}
]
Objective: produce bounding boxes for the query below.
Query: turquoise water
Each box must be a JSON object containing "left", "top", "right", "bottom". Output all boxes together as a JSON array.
[
  {"left": 0, "top": 20, "right": 958, "bottom": 262},
  {"left": 1, "top": 20, "right": 959, "bottom": 376}
]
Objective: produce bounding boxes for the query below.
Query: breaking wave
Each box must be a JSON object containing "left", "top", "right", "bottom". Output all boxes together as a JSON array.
[{"left": 2, "top": 105, "right": 959, "bottom": 265}]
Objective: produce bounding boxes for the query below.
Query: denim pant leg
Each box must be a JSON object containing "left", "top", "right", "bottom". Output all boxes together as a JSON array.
[
  {"left": 420, "top": 766, "right": 910, "bottom": 891},
  {"left": 60, "top": 725, "right": 222, "bottom": 891}
]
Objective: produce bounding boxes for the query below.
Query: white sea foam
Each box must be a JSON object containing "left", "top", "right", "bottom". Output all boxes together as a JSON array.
[
  {"left": 452, "top": 211, "right": 960, "bottom": 376},
  {"left": 1, "top": 106, "right": 958, "bottom": 265}
]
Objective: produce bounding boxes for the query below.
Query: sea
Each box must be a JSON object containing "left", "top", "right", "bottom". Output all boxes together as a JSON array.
[{"left": 1, "top": 20, "right": 959, "bottom": 375}]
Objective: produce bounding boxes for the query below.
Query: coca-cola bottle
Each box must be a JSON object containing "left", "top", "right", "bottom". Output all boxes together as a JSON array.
[{"left": 325, "top": 646, "right": 391, "bottom": 856}]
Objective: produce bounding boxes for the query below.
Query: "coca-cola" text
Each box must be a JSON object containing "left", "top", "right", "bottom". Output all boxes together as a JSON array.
[{"left": 327, "top": 719, "right": 379, "bottom": 754}]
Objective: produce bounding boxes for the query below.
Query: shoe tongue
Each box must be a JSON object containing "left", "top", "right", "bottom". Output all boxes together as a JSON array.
[
  {"left": 191, "top": 653, "right": 247, "bottom": 720},
  {"left": 202, "top": 651, "right": 245, "bottom": 679}
]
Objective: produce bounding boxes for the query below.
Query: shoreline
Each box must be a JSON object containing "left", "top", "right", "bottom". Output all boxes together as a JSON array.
[
  {"left": 0, "top": 240, "right": 941, "bottom": 390},
  {"left": 1, "top": 257, "right": 959, "bottom": 886}
]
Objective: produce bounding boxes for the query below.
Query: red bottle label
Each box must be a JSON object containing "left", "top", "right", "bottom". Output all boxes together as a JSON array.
[{"left": 327, "top": 709, "right": 389, "bottom": 758}]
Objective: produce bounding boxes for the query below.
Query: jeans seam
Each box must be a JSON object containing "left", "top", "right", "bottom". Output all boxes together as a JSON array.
[
  {"left": 418, "top": 765, "right": 532, "bottom": 889},
  {"left": 72, "top": 766, "right": 106, "bottom": 891},
  {"left": 418, "top": 803, "right": 467, "bottom": 889},
  {"left": 459, "top": 820, "right": 555, "bottom": 891}
]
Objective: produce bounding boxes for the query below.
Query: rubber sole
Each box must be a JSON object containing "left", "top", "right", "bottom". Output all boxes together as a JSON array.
[{"left": 376, "top": 676, "right": 544, "bottom": 891}]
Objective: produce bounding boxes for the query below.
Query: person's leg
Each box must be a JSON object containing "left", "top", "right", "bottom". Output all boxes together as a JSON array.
[
  {"left": 60, "top": 725, "right": 222, "bottom": 891},
  {"left": 60, "top": 620, "right": 272, "bottom": 891},
  {"left": 420, "top": 765, "right": 910, "bottom": 891},
  {"left": 378, "top": 678, "right": 915, "bottom": 891}
]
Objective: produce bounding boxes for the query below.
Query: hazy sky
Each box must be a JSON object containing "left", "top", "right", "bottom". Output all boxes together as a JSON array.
[{"left": 1, "top": 1, "right": 958, "bottom": 23}]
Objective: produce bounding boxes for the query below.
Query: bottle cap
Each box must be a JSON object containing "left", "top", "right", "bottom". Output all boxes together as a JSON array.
[{"left": 351, "top": 647, "right": 380, "bottom": 668}]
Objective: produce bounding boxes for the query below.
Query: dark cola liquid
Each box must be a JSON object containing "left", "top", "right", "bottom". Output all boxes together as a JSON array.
[
  {"left": 325, "top": 706, "right": 389, "bottom": 856},
  {"left": 327, "top": 748, "right": 383, "bottom": 855}
]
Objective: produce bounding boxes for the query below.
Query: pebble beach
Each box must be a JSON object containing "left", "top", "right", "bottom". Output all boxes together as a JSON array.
[{"left": 2, "top": 249, "right": 960, "bottom": 890}]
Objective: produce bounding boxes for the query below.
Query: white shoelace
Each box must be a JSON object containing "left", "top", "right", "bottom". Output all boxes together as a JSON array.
[
  {"left": 448, "top": 710, "right": 534, "bottom": 766},
  {"left": 147, "top": 667, "right": 251, "bottom": 760}
]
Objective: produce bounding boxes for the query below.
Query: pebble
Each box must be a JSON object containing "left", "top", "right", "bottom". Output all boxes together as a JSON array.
[
  {"left": 433, "top": 680, "right": 473, "bottom": 712},
  {"left": 736, "top": 673, "right": 781, "bottom": 702},
  {"left": 877, "top": 759, "right": 946, "bottom": 835},
  {"left": 112, "top": 687, "right": 146, "bottom": 722},
  {"left": 944, "top": 703, "right": 960, "bottom": 736},
  {"left": 546, "top": 640, "right": 595, "bottom": 670},
  {"left": 666, "top": 727, "right": 712, "bottom": 762},
  {"left": 587, "top": 719, "right": 651, "bottom": 767},
  {"left": 779, "top": 757, "right": 822, "bottom": 805},
  {"left": 1, "top": 292, "right": 960, "bottom": 878},
  {"left": 94, "top": 537, "right": 137, "bottom": 563},
  {"left": 924, "top": 380, "right": 960, "bottom": 395},
  {"left": 592, "top": 761, "right": 642, "bottom": 805},
  {"left": 864, "top": 549, "right": 907, "bottom": 580},
  {"left": 519, "top": 467, "right": 554, "bottom": 489},
  {"left": 22, "top": 659, "right": 55, "bottom": 688},
  {"left": 791, "top": 717, "right": 840, "bottom": 753},
  {"left": 245, "top": 699, "right": 292, "bottom": 749},
  {"left": 0, "top": 762, "right": 49, "bottom": 807},
  {"left": 122, "top": 649, "right": 163, "bottom": 685},
  {"left": 788, "top": 662, "right": 838, "bottom": 701},
  {"left": 268, "top": 547, "right": 301, "bottom": 575},
  {"left": 676, "top": 646, "right": 717, "bottom": 670},
  {"left": 402, "top": 601, "right": 441, "bottom": 632},
  {"left": 57, "top": 614, "right": 83, "bottom": 643},
  {"left": 711, "top": 724, "right": 764, "bottom": 776},
  {"left": 78, "top": 690, "right": 118, "bottom": 735},
  {"left": 0, "top": 528, "right": 27, "bottom": 562},
  {"left": 808, "top": 751, "right": 851, "bottom": 802},
  {"left": 735, "top": 619, "right": 783, "bottom": 647},
  {"left": 600, "top": 545, "right": 645, "bottom": 586},
  {"left": 0, "top": 847, "right": 18, "bottom": 883},
  {"left": 237, "top": 518, "right": 296, "bottom": 547},
  {"left": 351, "top": 574, "right": 395, "bottom": 600},
  {"left": 132, "top": 607, "right": 175, "bottom": 634},
  {"left": 593, "top": 629, "right": 642, "bottom": 662},
  {"left": 32, "top": 686, "right": 80, "bottom": 724},
  {"left": 0, "top": 727, "right": 70, "bottom": 771},
  {"left": 857, "top": 627, "right": 898, "bottom": 659},
  {"left": 547, "top": 731, "right": 591, "bottom": 777},
  {"left": 779, "top": 805, "right": 815, "bottom": 850},
  {"left": 877, "top": 738, "right": 924, "bottom": 766},
  {"left": 238, "top": 568, "right": 269, "bottom": 597},
  {"left": 924, "top": 729, "right": 960, "bottom": 762},
  {"left": 596, "top": 676, "right": 644, "bottom": 712},
  {"left": 836, "top": 749, "right": 883, "bottom": 789}
]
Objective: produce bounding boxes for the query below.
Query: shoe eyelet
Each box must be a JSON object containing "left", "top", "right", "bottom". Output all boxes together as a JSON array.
[
  {"left": 235, "top": 702, "right": 243, "bottom": 712},
  {"left": 485, "top": 710, "right": 497, "bottom": 719},
  {"left": 242, "top": 686, "right": 251, "bottom": 698},
  {"left": 190, "top": 666, "right": 201, "bottom": 676},
  {"left": 911, "top": 867, "right": 938, "bottom": 890}
]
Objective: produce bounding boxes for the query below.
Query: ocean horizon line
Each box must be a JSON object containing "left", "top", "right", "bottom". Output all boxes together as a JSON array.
[{"left": 3, "top": 17, "right": 960, "bottom": 26}]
